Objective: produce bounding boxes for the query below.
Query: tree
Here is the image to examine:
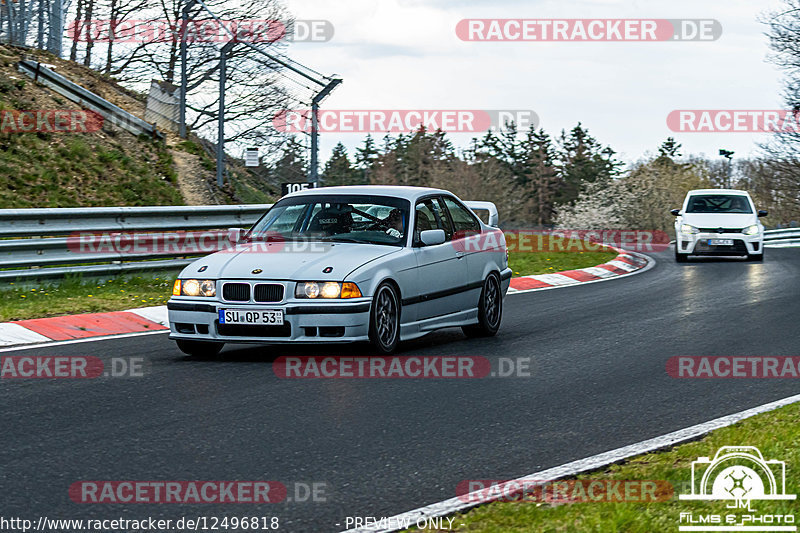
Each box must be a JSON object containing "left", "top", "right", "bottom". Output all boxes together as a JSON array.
[
  {"left": 554, "top": 123, "right": 622, "bottom": 206},
  {"left": 322, "top": 143, "right": 358, "bottom": 186},
  {"left": 760, "top": 0, "right": 800, "bottom": 212},
  {"left": 270, "top": 136, "right": 306, "bottom": 184}
]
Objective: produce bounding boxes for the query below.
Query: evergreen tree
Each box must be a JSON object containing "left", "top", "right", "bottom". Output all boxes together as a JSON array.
[{"left": 322, "top": 143, "right": 357, "bottom": 186}]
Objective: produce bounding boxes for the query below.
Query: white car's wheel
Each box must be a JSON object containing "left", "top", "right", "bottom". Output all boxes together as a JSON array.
[
  {"left": 176, "top": 340, "right": 223, "bottom": 358},
  {"left": 463, "top": 272, "right": 502, "bottom": 337},
  {"left": 369, "top": 283, "right": 400, "bottom": 353},
  {"left": 675, "top": 248, "right": 689, "bottom": 263}
]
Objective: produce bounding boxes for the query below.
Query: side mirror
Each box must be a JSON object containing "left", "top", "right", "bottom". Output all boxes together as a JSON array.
[
  {"left": 758, "top": 210, "right": 768, "bottom": 217},
  {"left": 227, "top": 227, "right": 244, "bottom": 244},
  {"left": 420, "top": 229, "right": 446, "bottom": 246},
  {"left": 670, "top": 209, "right": 681, "bottom": 216}
]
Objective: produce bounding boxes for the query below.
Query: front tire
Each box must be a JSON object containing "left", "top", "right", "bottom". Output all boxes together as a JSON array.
[
  {"left": 463, "top": 272, "right": 503, "bottom": 338},
  {"left": 369, "top": 283, "right": 400, "bottom": 354},
  {"left": 747, "top": 252, "right": 764, "bottom": 262},
  {"left": 675, "top": 248, "right": 689, "bottom": 263},
  {"left": 176, "top": 339, "right": 224, "bottom": 358}
]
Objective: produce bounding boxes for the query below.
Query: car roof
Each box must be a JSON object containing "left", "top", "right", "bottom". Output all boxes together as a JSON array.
[
  {"left": 285, "top": 185, "right": 452, "bottom": 201},
  {"left": 686, "top": 189, "right": 750, "bottom": 196}
]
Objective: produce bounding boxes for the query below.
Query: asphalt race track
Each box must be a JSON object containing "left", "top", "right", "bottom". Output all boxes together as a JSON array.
[{"left": 2, "top": 247, "right": 799, "bottom": 532}]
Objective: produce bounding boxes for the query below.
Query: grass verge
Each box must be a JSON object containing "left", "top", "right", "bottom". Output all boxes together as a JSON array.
[
  {"left": 507, "top": 248, "right": 618, "bottom": 277},
  {"left": 0, "top": 274, "right": 177, "bottom": 321},
  {"left": 408, "top": 401, "right": 800, "bottom": 532}
]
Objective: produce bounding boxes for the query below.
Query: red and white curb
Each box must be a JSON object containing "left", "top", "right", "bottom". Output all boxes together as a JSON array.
[
  {"left": 508, "top": 247, "right": 653, "bottom": 294},
  {"left": 0, "top": 306, "right": 167, "bottom": 348}
]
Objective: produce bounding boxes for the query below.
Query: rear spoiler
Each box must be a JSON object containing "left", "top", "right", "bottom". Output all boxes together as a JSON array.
[{"left": 464, "top": 201, "right": 499, "bottom": 227}]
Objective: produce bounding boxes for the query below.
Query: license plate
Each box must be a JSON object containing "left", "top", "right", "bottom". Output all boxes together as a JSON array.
[
  {"left": 708, "top": 239, "right": 734, "bottom": 246},
  {"left": 219, "top": 309, "right": 284, "bottom": 325}
]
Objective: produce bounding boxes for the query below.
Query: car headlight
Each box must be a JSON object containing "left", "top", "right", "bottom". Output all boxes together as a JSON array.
[
  {"left": 295, "top": 281, "right": 362, "bottom": 299},
  {"left": 743, "top": 225, "right": 759, "bottom": 236},
  {"left": 173, "top": 279, "right": 216, "bottom": 297},
  {"left": 680, "top": 224, "right": 699, "bottom": 235}
]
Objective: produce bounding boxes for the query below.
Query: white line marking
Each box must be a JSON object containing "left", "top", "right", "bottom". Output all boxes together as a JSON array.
[
  {"left": 0, "top": 323, "right": 51, "bottom": 346},
  {"left": 341, "top": 392, "right": 800, "bottom": 532},
  {"left": 0, "top": 329, "right": 169, "bottom": 353}
]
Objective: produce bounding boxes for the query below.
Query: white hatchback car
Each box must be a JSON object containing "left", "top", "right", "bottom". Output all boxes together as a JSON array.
[{"left": 671, "top": 189, "right": 767, "bottom": 262}]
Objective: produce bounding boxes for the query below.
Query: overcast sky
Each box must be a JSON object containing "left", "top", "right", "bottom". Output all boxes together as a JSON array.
[{"left": 282, "top": 0, "right": 786, "bottom": 169}]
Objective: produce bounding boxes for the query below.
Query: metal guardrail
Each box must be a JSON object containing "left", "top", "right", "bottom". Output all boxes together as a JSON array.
[
  {"left": 0, "top": 208, "right": 796, "bottom": 283},
  {"left": 0, "top": 205, "right": 271, "bottom": 282},
  {"left": 17, "top": 59, "right": 164, "bottom": 140},
  {"left": 763, "top": 228, "right": 800, "bottom": 248}
]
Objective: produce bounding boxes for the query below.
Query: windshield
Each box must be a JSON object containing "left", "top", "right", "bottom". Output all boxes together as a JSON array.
[
  {"left": 685, "top": 194, "right": 753, "bottom": 214},
  {"left": 246, "top": 194, "right": 411, "bottom": 246}
]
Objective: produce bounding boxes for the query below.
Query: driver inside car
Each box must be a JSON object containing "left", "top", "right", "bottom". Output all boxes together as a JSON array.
[{"left": 383, "top": 208, "right": 404, "bottom": 239}]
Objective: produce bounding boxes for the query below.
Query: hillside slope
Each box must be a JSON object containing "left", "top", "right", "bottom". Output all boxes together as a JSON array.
[{"left": 0, "top": 44, "right": 184, "bottom": 208}]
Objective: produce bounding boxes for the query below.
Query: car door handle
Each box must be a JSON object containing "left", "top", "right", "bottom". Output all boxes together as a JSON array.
[{"left": 456, "top": 251, "right": 465, "bottom": 258}]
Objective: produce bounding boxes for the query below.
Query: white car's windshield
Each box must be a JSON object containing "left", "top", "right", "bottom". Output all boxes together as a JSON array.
[
  {"left": 247, "top": 194, "right": 411, "bottom": 246},
  {"left": 685, "top": 194, "right": 753, "bottom": 214}
]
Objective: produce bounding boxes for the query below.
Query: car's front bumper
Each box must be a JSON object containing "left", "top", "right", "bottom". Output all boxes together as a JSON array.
[
  {"left": 676, "top": 232, "right": 763, "bottom": 256},
  {"left": 167, "top": 298, "right": 372, "bottom": 344}
]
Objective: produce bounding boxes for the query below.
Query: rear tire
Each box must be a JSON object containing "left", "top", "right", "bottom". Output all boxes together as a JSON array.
[
  {"left": 369, "top": 283, "right": 400, "bottom": 354},
  {"left": 462, "top": 273, "right": 503, "bottom": 338},
  {"left": 176, "top": 339, "right": 223, "bottom": 358}
]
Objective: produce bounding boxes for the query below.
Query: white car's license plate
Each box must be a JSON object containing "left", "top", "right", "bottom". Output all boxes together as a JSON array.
[
  {"left": 708, "top": 239, "right": 734, "bottom": 246},
  {"left": 219, "top": 309, "right": 284, "bottom": 325}
]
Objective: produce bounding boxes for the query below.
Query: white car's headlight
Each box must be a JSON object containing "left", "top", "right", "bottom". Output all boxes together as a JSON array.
[
  {"left": 743, "top": 225, "right": 759, "bottom": 236},
  {"left": 295, "top": 281, "right": 362, "bottom": 299},
  {"left": 680, "top": 224, "right": 699, "bottom": 235},
  {"left": 173, "top": 279, "right": 216, "bottom": 297}
]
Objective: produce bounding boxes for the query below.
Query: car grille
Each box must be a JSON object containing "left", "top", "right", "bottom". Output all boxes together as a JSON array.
[
  {"left": 698, "top": 228, "right": 743, "bottom": 233},
  {"left": 222, "top": 282, "right": 250, "bottom": 302},
  {"left": 254, "top": 284, "right": 284, "bottom": 302},
  {"left": 216, "top": 322, "right": 291, "bottom": 337}
]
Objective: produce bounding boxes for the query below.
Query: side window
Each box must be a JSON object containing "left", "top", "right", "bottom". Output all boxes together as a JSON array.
[
  {"left": 441, "top": 197, "right": 481, "bottom": 235},
  {"left": 414, "top": 199, "right": 443, "bottom": 244}
]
